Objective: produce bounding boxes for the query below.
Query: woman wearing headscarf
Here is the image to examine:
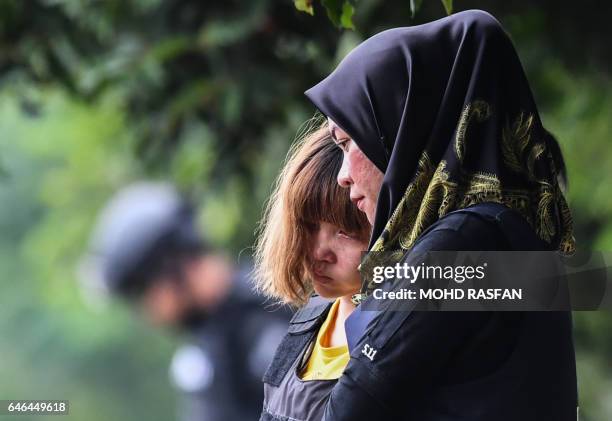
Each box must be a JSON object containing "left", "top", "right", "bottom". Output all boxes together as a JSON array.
[{"left": 305, "top": 9, "right": 577, "bottom": 421}]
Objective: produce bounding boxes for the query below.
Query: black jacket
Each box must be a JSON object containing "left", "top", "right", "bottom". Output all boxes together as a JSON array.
[{"left": 322, "top": 203, "right": 578, "bottom": 421}]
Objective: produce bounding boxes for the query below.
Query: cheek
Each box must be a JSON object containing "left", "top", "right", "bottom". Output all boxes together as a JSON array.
[
  {"left": 349, "top": 148, "right": 383, "bottom": 197},
  {"left": 347, "top": 149, "right": 367, "bottom": 185},
  {"left": 143, "top": 286, "right": 181, "bottom": 323},
  {"left": 337, "top": 245, "right": 364, "bottom": 280}
]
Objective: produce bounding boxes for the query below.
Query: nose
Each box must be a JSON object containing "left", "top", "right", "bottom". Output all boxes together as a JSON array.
[
  {"left": 337, "top": 155, "right": 352, "bottom": 188},
  {"left": 311, "top": 229, "right": 335, "bottom": 265}
]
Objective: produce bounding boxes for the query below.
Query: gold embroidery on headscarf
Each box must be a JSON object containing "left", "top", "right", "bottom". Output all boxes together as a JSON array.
[
  {"left": 455, "top": 100, "right": 492, "bottom": 163},
  {"left": 370, "top": 151, "right": 436, "bottom": 253},
  {"left": 501, "top": 111, "right": 533, "bottom": 173},
  {"left": 558, "top": 192, "right": 575, "bottom": 255},
  {"left": 356, "top": 100, "right": 576, "bottom": 303},
  {"left": 399, "top": 160, "right": 459, "bottom": 249}
]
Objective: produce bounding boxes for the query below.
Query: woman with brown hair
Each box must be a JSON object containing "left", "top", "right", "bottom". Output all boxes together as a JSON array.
[{"left": 254, "top": 120, "right": 371, "bottom": 421}]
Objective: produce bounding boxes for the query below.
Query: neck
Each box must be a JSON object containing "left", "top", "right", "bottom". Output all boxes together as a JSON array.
[
  {"left": 325, "top": 294, "right": 356, "bottom": 348},
  {"left": 337, "top": 294, "right": 356, "bottom": 325}
]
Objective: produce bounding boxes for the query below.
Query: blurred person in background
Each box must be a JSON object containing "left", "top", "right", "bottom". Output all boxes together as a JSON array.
[{"left": 80, "top": 182, "right": 289, "bottom": 421}]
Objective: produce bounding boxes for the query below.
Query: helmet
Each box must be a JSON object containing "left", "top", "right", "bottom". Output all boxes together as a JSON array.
[{"left": 82, "top": 182, "right": 204, "bottom": 298}]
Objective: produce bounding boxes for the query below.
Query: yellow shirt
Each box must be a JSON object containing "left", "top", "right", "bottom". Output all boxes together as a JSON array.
[{"left": 300, "top": 298, "right": 350, "bottom": 381}]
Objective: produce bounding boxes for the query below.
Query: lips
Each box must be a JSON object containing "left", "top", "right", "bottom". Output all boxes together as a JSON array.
[
  {"left": 350, "top": 195, "right": 365, "bottom": 210},
  {"left": 312, "top": 269, "right": 332, "bottom": 284}
]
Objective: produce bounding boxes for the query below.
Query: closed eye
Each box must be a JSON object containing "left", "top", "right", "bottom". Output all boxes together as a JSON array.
[
  {"left": 337, "top": 230, "right": 354, "bottom": 239},
  {"left": 335, "top": 139, "right": 350, "bottom": 152}
]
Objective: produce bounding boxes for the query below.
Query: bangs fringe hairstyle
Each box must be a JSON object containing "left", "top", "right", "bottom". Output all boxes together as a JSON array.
[{"left": 254, "top": 119, "right": 370, "bottom": 307}]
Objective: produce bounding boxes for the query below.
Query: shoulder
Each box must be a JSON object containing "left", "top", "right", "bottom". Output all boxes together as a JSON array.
[
  {"left": 411, "top": 202, "right": 544, "bottom": 253},
  {"left": 288, "top": 295, "right": 332, "bottom": 332}
]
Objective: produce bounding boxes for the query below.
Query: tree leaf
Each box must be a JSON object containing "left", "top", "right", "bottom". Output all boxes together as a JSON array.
[
  {"left": 340, "top": 2, "right": 355, "bottom": 29},
  {"left": 441, "top": 0, "right": 453, "bottom": 15},
  {"left": 294, "top": 0, "right": 314, "bottom": 15},
  {"left": 321, "top": 0, "right": 343, "bottom": 28},
  {"left": 410, "top": 0, "right": 423, "bottom": 18}
]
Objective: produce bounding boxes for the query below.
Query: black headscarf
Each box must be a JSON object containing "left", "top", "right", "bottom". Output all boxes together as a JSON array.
[{"left": 305, "top": 10, "right": 575, "bottom": 263}]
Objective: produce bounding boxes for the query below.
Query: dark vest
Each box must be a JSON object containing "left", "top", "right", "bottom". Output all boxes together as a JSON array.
[{"left": 260, "top": 296, "right": 336, "bottom": 421}]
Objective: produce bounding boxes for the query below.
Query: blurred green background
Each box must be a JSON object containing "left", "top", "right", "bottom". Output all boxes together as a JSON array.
[{"left": 0, "top": 0, "right": 610, "bottom": 419}]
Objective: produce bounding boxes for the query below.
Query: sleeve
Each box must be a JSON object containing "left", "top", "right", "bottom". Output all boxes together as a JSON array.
[{"left": 323, "top": 219, "right": 504, "bottom": 420}]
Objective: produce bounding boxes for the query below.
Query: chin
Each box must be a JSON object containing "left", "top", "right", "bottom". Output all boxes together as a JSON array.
[
  {"left": 364, "top": 206, "right": 376, "bottom": 225},
  {"left": 312, "top": 285, "right": 340, "bottom": 300}
]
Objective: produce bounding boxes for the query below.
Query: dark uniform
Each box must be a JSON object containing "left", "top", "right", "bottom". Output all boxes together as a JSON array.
[{"left": 171, "top": 268, "right": 289, "bottom": 421}]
